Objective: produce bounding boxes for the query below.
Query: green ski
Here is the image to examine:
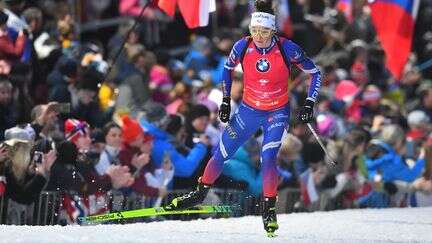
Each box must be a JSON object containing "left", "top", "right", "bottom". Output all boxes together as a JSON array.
[{"left": 79, "top": 205, "right": 237, "bottom": 224}]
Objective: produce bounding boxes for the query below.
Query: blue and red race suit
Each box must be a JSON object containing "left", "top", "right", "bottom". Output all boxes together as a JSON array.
[{"left": 202, "top": 36, "right": 322, "bottom": 197}]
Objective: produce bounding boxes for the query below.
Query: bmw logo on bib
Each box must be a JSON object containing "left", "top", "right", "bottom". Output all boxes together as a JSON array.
[{"left": 256, "top": 58, "right": 270, "bottom": 73}]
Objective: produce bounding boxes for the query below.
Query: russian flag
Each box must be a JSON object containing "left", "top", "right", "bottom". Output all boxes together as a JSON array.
[
  {"left": 157, "top": 0, "right": 216, "bottom": 29},
  {"left": 369, "top": 0, "right": 420, "bottom": 80},
  {"left": 336, "top": 0, "right": 353, "bottom": 23},
  {"left": 278, "top": 0, "right": 293, "bottom": 38},
  {"left": 299, "top": 169, "right": 319, "bottom": 207}
]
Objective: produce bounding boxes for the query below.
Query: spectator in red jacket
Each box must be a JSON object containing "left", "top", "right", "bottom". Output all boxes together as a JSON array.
[{"left": 0, "top": 10, "right": 26, "bottom": 74}]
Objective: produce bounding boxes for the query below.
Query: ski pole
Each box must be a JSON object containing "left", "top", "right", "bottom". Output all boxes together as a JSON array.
[{"left": 307, "top": 123, "right": 337, "bottom": 166}]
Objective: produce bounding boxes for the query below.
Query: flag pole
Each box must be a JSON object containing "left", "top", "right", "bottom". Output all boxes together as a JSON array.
[{"left": 103, "top": 0, "right": 154, "bottom": 83}]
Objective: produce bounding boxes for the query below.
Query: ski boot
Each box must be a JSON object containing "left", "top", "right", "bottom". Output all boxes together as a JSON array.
[
  {"left": 262, "top": 197, "right": 279, "bottom": 237},
  {"left": 164, "top": 178, "right": 210, "bottom": 211}
]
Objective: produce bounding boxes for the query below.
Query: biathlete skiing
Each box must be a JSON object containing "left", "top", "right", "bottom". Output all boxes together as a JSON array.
[{"left": 165, "top": 0, "right": 322, "bottom": 237}]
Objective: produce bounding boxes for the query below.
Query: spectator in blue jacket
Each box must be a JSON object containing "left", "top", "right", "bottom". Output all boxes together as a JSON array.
[
  {"left": 222, "top": 138, "right": 262, "bottom": 196},
  {"left": 182, "top": 36, "right": 225, "bottom": 85},
  {"left": 139, "top": 102, "right": 209, "bottom": 179},
  {"left": 365, "top": 125, "right": 425, "bottom": 183}
]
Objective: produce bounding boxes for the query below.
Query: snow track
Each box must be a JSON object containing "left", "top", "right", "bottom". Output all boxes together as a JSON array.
[{"left": 1, "top": 207, "right": 431, "bottom": 242}]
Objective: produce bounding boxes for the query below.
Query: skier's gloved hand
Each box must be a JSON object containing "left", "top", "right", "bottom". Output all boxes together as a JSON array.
[
  {"left": 219, "top": 97, "right": 231, "bottom": 123},
  {"left": 298, "top": 99, "right": 314, "bottom": 123}
]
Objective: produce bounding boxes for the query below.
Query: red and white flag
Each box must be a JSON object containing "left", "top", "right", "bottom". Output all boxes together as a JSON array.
[
  {"left": 158, "top": 0, "right": 216, "bottom": 29},
  {"left": 299, "top": 169, "right": 319, "bottom": 207}
]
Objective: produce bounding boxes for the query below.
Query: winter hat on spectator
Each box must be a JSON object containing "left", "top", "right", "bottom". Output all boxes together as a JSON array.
[
  {"left": 121, "top": 115, "right": 143, "bottom": 144},
  {"left": 58, "top": 57, "right": 78, "bottom": 78},
  {"left": 64, "top": 119, "right": 89, "bottom": 142},
  {"left": 165, "top": 114, "right": 184, "bottom": 136},
  {"left": 150, "top": 65, "right": 172, "bottom": 88},
  {"left": 406, "top": 110, "right": 429, "bottom": 140},
  {"left": 334, "top": 80, "right": 359, "bottom": 103},
  {"left": 407, "top": 110, "right": 430, "bottom": 127},
  {"left": 416, "top": 80, "right": 432, "bottom": 97},
  {"left": 188, "top": 104, "right": 210, "bottom": 122},
  {"left": 316, "top": 114, "right": 337, "bottom": 137},
  {"left": 4, "top": 126, "right": 33, "bottom": 146},
  {"left": 0, "top": 11, "right": 9, "bottom": 25},
  {"left": 362, "top": 85, "right": 382, "bottom": 102}
]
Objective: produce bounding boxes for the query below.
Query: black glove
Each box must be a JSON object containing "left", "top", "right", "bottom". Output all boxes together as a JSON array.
[
  {"left": 219, "top": 97, "right": 231, "bottom": 123},
  {"left": 298, "top": 99, "right": 314, "bottom": 123}
]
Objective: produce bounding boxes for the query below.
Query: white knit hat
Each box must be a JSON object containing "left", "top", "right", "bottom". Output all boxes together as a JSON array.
[{"left": 407, "top": 110, "right": 430, "bottom": 127}]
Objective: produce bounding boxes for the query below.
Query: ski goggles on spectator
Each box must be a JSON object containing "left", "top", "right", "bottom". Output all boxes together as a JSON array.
[{"left": 249, "top": 27, "right": 273, "bottom": 38}]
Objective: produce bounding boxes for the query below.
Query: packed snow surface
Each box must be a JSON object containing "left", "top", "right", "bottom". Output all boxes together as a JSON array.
[{"left": 1, "top": 207, "right": 431, "bottom": 242}]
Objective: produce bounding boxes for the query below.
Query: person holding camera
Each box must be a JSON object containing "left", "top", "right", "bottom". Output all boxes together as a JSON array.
[
  {"left": 46, "top": 119, "right": 134, "bottom": 194},
  {"left": 1, "top": 126, "right": 56, "bottom": 205},
  {"left": 139, "top": 103, "right": 210, "bottom": 187},
  {"left": 30, "top": 102, "right": 63, "bottom": 141},
  {"left": 45, "top": 119, "right": 134, "bottom": 223}
]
